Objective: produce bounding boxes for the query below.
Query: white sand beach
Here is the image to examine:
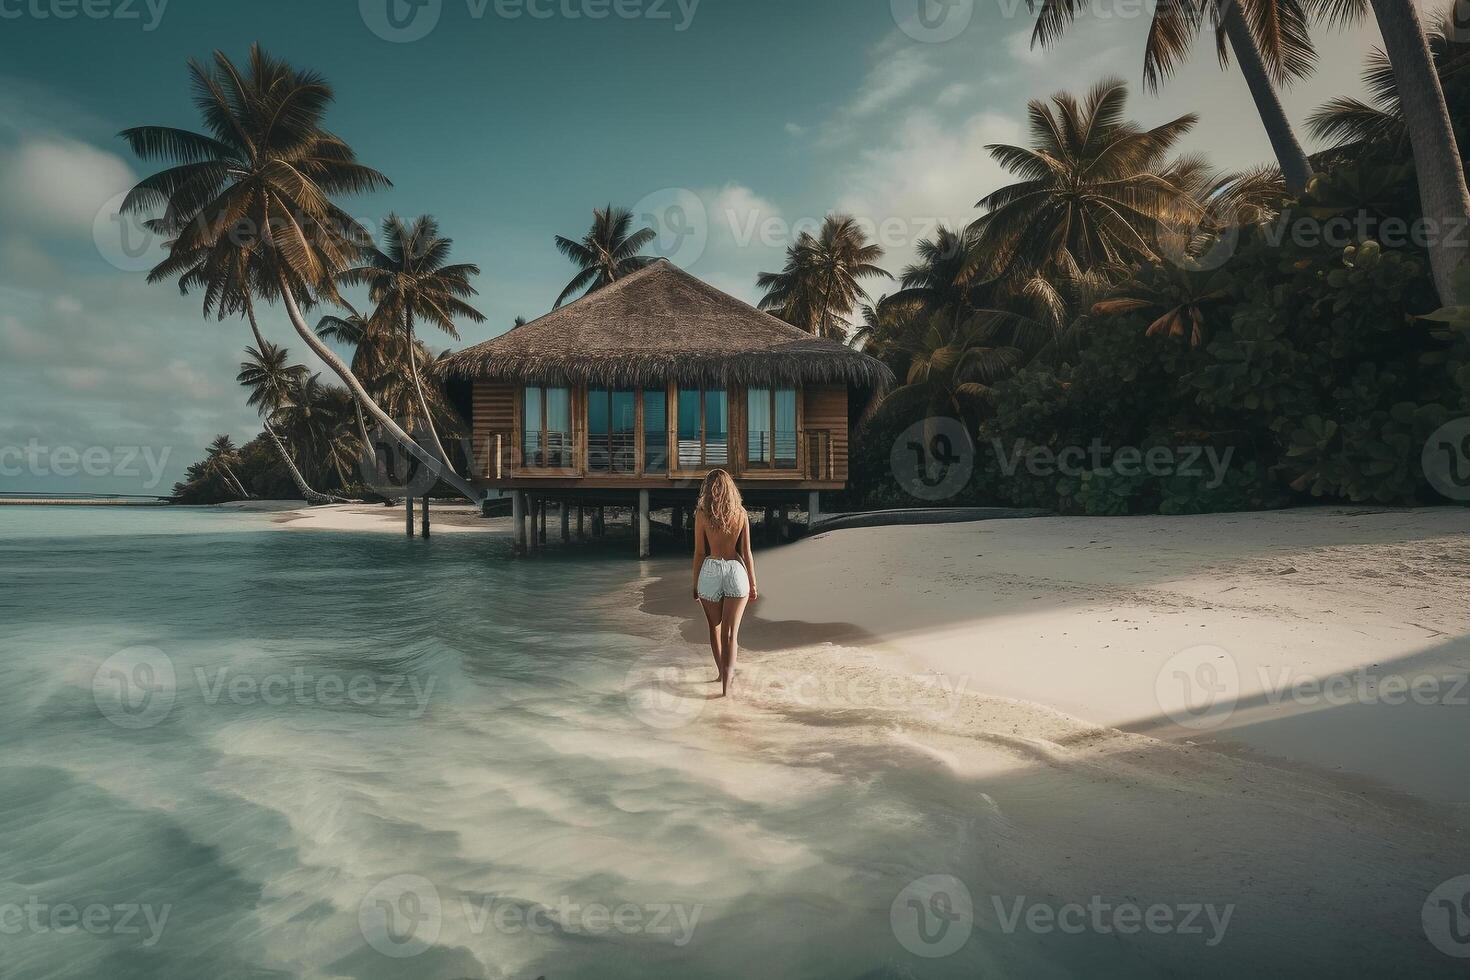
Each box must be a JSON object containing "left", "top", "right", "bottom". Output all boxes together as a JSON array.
[
  {"left": 273, "top": 501, "right": 1470, "bottom": 809},
  {"left": 743, "top": 506, "right": 1470, "bottom": 807}
]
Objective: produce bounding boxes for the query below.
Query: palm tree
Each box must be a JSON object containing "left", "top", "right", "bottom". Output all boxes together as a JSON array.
[
  {"left": 119, "top": 45, "right": 478, "bottom": 500},
  {"left": 757, "top": 214, "right": 891, "bottom": 339},
  {"left": 887, "top": 225, "right": 980, "bottom": 328},
  {"left": 339, "top": 214, "right": 484, "bottom": 467},
  {"left": 1093, "top": 265, "right": 1235, "bottom": 349},
  {"left": 872, "top": 312, "right": 1024, "bottom": 432},
  {"left": 204, "top": 435, "right": 250, "bottom": 499},
  {"left": 276, "top": 374, "right": 360, "bottom": 489},
  {"left": 237, "top": 342, "right": 347, "bottom": 503},
  {"left": 1029, "top": 0, "right": 1318, "bottom": 193},
  {"left": 971, "top": 79, "right": 1201, "bottom": 283},
  {"left": 1306, "top": 0, "right": 1470, "bottom": 302},
  {"left": 553, "top": 205, "right": 656, "bottom": 307},
  {"left": 316, "top": 304, "right": 400, "bottom": 463}
]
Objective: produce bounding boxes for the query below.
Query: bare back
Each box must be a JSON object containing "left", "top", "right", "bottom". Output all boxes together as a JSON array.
[{"left": 697, "top": 509, "right": 747, "bottom": 559}]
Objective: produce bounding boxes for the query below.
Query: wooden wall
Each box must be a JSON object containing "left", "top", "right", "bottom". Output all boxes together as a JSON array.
[
  {"left": 803, "top": 385, "right": 849, "bottom": 481},
  {"left": 471, "top": 381, "right": 515, "bottom": 479}
]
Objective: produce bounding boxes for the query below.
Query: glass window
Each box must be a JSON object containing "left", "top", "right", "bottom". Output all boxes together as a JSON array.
[
  {"left": 677, "top": 388, "right": 702, "bottom": 469},
  {"left": 745, "top": 387, "right": 797, "bottom": 469},
  {"left": 522, "top": 386, "right": 542, "bottom": 467},
  {"left": 747, "top": 388, "right": 771, "bottom": 465},
  {"left": 676, "top": 387, "right": 728, "bottom": 469},
  {"left": 704, "top": 390, "right": 727, "bottom": 466},
  {"left": 643, "top": 390, "right": 668, "bottom": 474},
  {"left": 545, "top": 387, "right": 571, "bottom": 468},
  {"left": 774, "top": 388, "right": 797, "bottom": 469},
  {"left": 588, "top": 389, "right": 636, "bottom": 473},
  {"left": 522, "top": 386, "right": 571, "bottom": 468}
]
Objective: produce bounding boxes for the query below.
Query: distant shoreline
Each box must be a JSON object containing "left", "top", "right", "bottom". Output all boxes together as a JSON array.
[{"left": 0, "top": 497, "right": 171, "bottom": 506}]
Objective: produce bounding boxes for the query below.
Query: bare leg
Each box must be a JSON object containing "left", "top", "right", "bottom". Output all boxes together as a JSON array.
[
  {"left": 719, "top": 595, "right": 749, "bottom": 697},
  {"left": 699, "top": 598, "right": 724, "bottom": 686}
]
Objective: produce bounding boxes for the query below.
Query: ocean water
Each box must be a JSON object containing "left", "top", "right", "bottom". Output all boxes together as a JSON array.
[{"left": 1, "top": 506, "right": 1466, "bottom": 979}]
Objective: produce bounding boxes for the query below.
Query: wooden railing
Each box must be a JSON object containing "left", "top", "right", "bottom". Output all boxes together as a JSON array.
[{"left": 804, "top": 429, "right": 834, "bottom": 480}]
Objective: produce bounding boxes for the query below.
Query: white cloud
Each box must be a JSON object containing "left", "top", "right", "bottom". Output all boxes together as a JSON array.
[
  {"left": 1007, "top": 28, "right": 1045, "bottom": 65},
  {"left": 836, "top": 110, "right": 1023, "bottom": 272},
  {"left": 784, "top": 122, "right": 806, "bottom": 137},
  {"left": 0, "top": 137, "right": 136, "bottom": 237},
  {"left": 937, "top": 82, "right": 973, "bottom": 107}
]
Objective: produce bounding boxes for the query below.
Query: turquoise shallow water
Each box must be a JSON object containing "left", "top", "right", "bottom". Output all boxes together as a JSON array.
[{"left": 1, "top": 506, "right": 1467, "bottom": 978}]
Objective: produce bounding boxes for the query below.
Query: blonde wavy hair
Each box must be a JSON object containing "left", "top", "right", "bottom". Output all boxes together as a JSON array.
[{"left": 696, "top": 469, "right": 744, "bottom": 533}]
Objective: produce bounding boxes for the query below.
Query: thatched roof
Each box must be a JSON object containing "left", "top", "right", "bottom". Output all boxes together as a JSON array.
[{"left": 434, "top": 259, "right": 893, "bottom": 391}]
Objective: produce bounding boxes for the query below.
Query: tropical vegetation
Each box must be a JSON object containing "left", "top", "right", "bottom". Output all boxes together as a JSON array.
[{"left": 152, "top": 1, "right": 1470, "bottom": 512}]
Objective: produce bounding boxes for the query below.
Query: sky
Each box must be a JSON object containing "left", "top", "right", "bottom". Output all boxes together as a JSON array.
[{"left": 0, "top": 0, "right": 1409, "bottom": 493}]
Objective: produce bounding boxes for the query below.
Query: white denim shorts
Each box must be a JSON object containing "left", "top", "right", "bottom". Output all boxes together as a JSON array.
[{"left": 697, "top": 558, "right": 750, "bottom": 602}]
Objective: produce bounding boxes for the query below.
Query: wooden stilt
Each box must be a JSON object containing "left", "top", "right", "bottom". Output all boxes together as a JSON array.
[
  {"left": 421, "top": 495, "right": 430, "bottom": 538},
  {"left": 638, "top": 490, "right": 651, "bottom": 558},
  {"left": 405, "top": 493, "right": 414, "bottom": 537},
  {"left": 596, "top": 506, "right": 606, "bottom": 537},
  {"left": 538, "top": 499, "right": 548, "bottom": 543},
  {"left": 808, "top": 491, "right": 820, "bottom": 529},
  {"left": 778, "top": 506, "right": 788, "bottom": 542},
  {"left": 529, "top": 496, "right": 540, "bottom": 552},
  {"left": 763, "top": 507, "right": 774, "bottom": 543},
  {"left": 577, "top": 505, "right": 585, "bottom": 539},
  {"left": 512, "top": 491, "right": 525, "bottom": 555},
  {"left": 560, "top": 502, "right": 570, "bottom": 542}
]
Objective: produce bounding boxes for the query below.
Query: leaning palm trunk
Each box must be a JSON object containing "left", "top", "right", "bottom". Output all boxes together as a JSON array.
[
  {"left": 1217, "top": 0, "right": 1314, "bottom": 194},
  {"left": 264, "top": 419, "right": 348, "bottom": 505},
  {"left": 277, "top": 276, "right": 478, "bottom": 501},
  {"left": 404, "top": 311, "right": 454, "bottom": 466},
  {"left": 1368, "top": 0, "right": 1470, "bottom": 303},
  {"left": 218, "top": 462, "right": 251, "bottom": 499}
]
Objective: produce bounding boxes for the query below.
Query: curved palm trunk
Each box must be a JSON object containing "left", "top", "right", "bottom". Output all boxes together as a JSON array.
[
  {"left": 243, "top": 304, "right": 350, "bottom": 504},
  {"left": 1217, "top": 0, "right": 1314, "bottom": 195},
  {"left": 1368, "top": 0, "right": 1470, "bottom": 303},
  {"left": 265, "top": 419, "right": 347, "bottom": 504},
  {"left": 277, "top": 277, "right": 479, "bottom": 502},
  {"left": 404, "top": 311, "right": 454, "bottom": 466},
  {"left": 218, "top": 461, "right": 250, "bottom": 499}
]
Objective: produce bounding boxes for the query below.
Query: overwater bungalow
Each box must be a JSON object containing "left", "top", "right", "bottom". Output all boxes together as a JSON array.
[{"left": 436, "top": 259, "right": 892, "bottom": 555}]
